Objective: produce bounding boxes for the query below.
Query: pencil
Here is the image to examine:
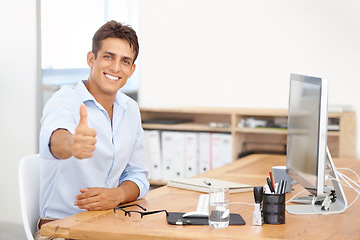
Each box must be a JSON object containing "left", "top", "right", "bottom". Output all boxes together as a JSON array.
[{"left": 269, "top": 171, "right": 275, "bottom": 190}]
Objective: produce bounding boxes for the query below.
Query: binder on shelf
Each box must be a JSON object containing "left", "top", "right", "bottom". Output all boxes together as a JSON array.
[
  {"left": 161, "top": 131, "right": 186, "bottom": 181},
  {"left": 167, "top": 177, "right": 252, "bottom": 193},
  {"left": 198, "top": 132, "right": 211, "bottom": 174},
  {"left": 211, "top": 133, "right": 232, "bottom": 169},
  {"left": 143, "top": 130, "right": 163, "bottom": 180},
  {"left": 184, "top": 132, "right": 199, "bottom": 178}
]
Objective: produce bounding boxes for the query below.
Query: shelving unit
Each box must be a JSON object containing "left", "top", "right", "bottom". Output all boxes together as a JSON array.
[{"left": 141, "top": 107, "right": 356, "bottom": 161}]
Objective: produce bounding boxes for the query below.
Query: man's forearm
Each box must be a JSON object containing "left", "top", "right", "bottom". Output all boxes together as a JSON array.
[
  {"left": 117, "top": 180, "right": 140, "bottom": 204},
  {"left": 49, "top": 129, "right": 73, "bottom": 159}
]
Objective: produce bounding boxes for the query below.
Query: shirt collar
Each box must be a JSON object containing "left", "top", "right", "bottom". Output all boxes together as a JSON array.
[
  {"left": 74, "top": 80, "right": 129, "bottom": 111},
  {"left": 113, "top": 87, "right": 129, "bottom": 111}
]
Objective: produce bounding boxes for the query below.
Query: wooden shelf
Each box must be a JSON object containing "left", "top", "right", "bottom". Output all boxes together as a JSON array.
[
  {"left": 142, "top": 122, "right": 231, "bottom": 132},
  {"left": 235, "top": 127, "right": 288, "bottom": 135},
  {"left": 141, "top": 107, "right": 356, "bottom": 163}
]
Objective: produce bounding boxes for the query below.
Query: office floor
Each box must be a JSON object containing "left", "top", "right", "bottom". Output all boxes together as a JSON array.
[{"left": 0, "top": 221, "right": 27, "bottom": 240}]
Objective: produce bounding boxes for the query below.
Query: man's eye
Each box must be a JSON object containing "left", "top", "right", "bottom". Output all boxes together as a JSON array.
[{"left": 104, "top": 55, "right": 112, "bottom": 59}]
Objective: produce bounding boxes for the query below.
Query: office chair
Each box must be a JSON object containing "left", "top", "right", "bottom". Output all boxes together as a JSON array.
[{"left": 19, "top": 154, "right": 41, "bottom": 240}]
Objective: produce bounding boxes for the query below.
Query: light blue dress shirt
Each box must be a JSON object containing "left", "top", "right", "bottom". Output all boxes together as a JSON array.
[{"left": 39, "top": 80, "right": 149, "bottom": 219}]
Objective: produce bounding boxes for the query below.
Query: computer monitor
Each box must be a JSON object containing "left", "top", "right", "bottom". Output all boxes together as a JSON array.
[{"left": 285, "top": 73, "right": 347, "bottom": 214}]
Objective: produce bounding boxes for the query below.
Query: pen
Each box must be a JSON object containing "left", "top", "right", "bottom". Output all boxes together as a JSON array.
[
  {"left": 266, "top": 177, "right": 275, "bottom": 193},
  {"left": 277, "top": 179, "right": 284, "bottom": 194},
  {"left": 282, "top": 181, "right": 287, "bottom": 194},
  {"left": 204, "top": 180, "right": 211, "bottom": 186}
]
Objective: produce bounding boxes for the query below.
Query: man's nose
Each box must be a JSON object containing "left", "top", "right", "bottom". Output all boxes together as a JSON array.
[{"left": 110, "top": 61, "right": 121, "bottom": 72}]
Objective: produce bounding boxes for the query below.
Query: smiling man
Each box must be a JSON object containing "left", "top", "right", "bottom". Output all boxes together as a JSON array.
[{"left": 37, "top": 21, "right": 149, "bottom": 240}]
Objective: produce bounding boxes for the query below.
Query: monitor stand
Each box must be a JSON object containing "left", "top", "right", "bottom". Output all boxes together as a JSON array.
[{"left": 286, "top": 146, "right": 347, "bottom": 215}]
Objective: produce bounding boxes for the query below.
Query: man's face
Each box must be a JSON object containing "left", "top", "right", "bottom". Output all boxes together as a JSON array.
[{"left": 86, "top": 37, "right": 136, "bottom": 97}]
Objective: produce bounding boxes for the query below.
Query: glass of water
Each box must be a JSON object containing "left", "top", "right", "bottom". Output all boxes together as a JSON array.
[{"left": 208, "top": 187, "right": 230, "bottom": 228}]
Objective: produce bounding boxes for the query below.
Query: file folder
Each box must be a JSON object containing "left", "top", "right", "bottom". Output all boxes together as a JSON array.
[
  {"left": 211, "top": 133, "right": 232, "bottom": 169},
  {"left": 167, "top": 177, "right": 252, "bottom": 193},
  {"left": 143, "top": 130, "right": 163, "bottom": 180},
  {"left": 198, "top": 132, "right": 211, "bottom": 174},
  {"left": 184, "top": 132, "right": 199, "bottom": 178},
  {"left": 161, "top": 131, "right": 186, "bottom": 180}
]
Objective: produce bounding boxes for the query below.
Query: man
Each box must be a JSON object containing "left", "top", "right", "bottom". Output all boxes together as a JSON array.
[{"left": 36, "top": 20, "right": 149, "bottom": 239}]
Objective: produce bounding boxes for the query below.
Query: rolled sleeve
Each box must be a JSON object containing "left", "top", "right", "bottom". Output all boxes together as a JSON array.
[
  {"left": 119, "top": 169, "right": 150, "bottom": 199},
  {"left": 39, "top": 106, "right": 76, "bottom": 159}
]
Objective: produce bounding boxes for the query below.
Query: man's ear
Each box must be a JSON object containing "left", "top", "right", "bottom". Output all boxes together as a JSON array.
[
  {"left": 87, "top": 51, "right": 95, "bottom": 68},
  {"left": 129, "top": 63, "right": 136, "bottom": 77}
]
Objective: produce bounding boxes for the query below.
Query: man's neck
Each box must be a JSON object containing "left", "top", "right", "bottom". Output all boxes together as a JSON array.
[
  {"left": 98, "top": 96, "right": 115, "bottom": 123},
  {"left": 85, "top": 81, "right": 116, "bottom": 123}
]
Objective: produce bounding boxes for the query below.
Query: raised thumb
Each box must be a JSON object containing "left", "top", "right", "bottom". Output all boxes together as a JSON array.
[{"left": 79, "top": 104, "right": 88, "bottom": 127}]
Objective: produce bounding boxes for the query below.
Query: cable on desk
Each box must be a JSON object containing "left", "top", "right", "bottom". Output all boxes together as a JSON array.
[
  {"left": 328, "top": 168, "right": 360, "bottom": 209},
  {"left": 307, "top": 167, "right": 360, "bottom": 214}
]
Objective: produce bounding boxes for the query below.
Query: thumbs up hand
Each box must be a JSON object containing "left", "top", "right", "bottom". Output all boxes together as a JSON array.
[{"left": 72, "top": 104, "right": 97, "bottom": 159}]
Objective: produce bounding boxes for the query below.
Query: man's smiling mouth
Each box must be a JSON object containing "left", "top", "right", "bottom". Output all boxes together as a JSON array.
[{"left": 105, "top": 73, "right": 120, "bottom": 81}]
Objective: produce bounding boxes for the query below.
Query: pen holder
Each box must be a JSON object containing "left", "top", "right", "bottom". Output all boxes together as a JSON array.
[{"left": 263, "top": 193, "right": 285, "bottom": 224}]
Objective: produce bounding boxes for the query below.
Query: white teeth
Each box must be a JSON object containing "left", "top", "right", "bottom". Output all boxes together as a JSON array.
[{"left": 105, "top": 74, "right": 119, "bottom": 80}]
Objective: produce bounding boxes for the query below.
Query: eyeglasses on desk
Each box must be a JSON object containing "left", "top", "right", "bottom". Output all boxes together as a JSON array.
[{"left": 113, "top": 204, "right": 169, "bottom": 222}]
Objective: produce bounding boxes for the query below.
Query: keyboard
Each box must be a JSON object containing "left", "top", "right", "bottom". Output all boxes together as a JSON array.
[
  {"left": 291, "top": 195, "right": 326, "bottom": 205},
  {"left": 197, "top": 194, "right": 210, "bottom": 213},
  {"left": 182, "top": 194, "right": 209, "bottom": 218}
]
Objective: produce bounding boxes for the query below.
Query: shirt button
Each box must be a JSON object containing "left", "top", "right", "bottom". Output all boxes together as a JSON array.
[{"left": 106, "top": 182, "right": 110, "bottom": 187}]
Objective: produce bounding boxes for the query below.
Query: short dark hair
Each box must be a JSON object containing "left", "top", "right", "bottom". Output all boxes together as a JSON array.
[{"left": 92, "top": 20, "right": 139, "bottom": 63}]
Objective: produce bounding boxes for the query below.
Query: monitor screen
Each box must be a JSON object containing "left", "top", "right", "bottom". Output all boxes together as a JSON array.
[{"left": 286, "top": 73, "right": 328, "bottom": 196}]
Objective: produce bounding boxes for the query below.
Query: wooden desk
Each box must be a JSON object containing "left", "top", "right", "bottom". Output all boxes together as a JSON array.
[{"left": 42, "top": 154, "right": 360, "bottom": 240}]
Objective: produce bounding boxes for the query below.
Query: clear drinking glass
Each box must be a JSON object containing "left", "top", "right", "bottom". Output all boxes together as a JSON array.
[{"left": 208, "top": 187, "right": 230, "bottom": 228}]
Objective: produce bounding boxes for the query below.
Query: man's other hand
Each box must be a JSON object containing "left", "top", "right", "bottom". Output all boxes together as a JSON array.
[{"left": 74, "top": 187, "right": 122, "bottom": 211}]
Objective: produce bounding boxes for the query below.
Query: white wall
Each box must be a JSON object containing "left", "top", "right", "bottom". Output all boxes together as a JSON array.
[
  {"left": 0, "top": 0, "right": 38, "bottom": 223},
  {"left": 138, "top": 0, "right": 360, "bottom": 158}
]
